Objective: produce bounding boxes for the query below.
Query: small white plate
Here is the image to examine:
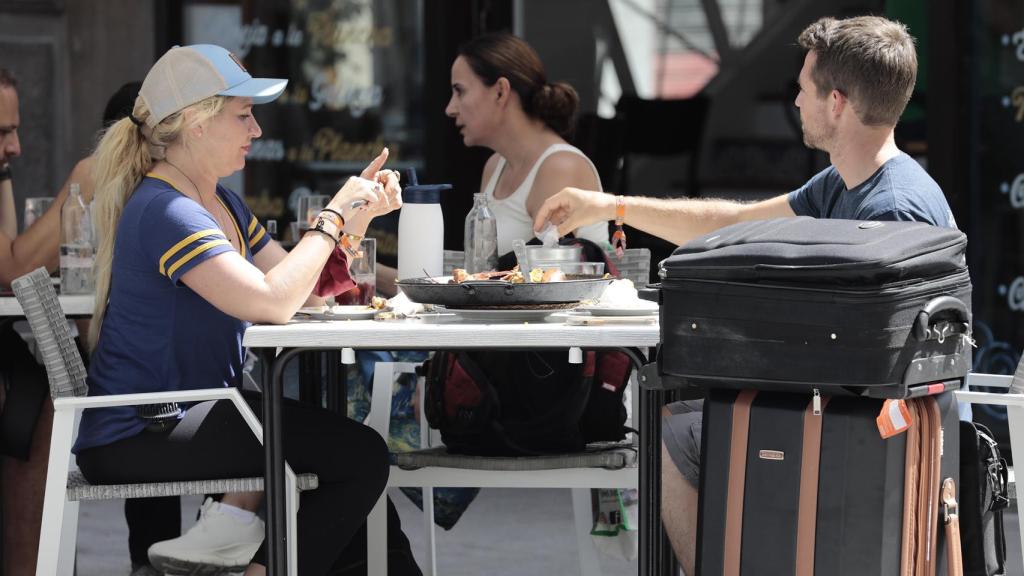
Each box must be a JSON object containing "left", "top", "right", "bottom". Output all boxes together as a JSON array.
[
  {"left": 576, "top": 301, "right": 659, "bottom": 316},
  {"left": 296, "top": 305, "right": 390, "bottom": 321}
]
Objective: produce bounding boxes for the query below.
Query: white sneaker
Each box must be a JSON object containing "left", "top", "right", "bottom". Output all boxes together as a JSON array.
[{"left": 148, "top": 498, "right": 264, "bottom": 575}]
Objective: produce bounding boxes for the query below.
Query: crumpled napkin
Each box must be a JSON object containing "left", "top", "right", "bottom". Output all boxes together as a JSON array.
[
  {"left": 388, "top": 291, "right": 425, "bottom": 317},
  {"left": 599, "top": 279, "right": 646, "bottom": 306},
  {"left": 537, "top": 222, "right": 560, "bottom": 247},
  {"left": 313, "top": 246, "right": 356, "bottom": 298}
]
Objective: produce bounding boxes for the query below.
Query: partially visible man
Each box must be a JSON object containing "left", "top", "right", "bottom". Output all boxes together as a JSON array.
[
  {"left": 0, "top": 69, "right": 22, "bottom": 240},
  {"left": 0, "top": 68, "right": 95, "bottom": 285},
  {"left": 0, "top": 67, "right": 99, "bottom": 575},
  {"left": 534, "top": 15, "right": 955, "bottom": 574}
]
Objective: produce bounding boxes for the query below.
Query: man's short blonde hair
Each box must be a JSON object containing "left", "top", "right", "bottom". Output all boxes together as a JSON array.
[{"left": 798, "top": 16, "right": 917, "bottom": 127}]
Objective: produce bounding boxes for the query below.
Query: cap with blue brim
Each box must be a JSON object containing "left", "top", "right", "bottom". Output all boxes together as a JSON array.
[{"left": 140, "top": 44, "right": 288, "bottom": 127}]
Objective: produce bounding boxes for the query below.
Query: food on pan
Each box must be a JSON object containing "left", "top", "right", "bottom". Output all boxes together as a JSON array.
[{"left": 450, "top": 265, "right": 565, "bottom": 284}]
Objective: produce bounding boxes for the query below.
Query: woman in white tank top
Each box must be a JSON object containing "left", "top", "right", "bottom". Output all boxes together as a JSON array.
[{"left": 445, "top": 33, "right": 610, "bottom": 256}]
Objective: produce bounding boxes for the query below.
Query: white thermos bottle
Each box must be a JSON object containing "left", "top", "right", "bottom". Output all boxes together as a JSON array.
[{"left": 397, "top": 169, "right": 450, "bottom": 280}]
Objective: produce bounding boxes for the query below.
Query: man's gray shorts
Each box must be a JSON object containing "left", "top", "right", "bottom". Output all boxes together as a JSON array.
[{"left": 662, "top": 399, "right": 704, "bottom": 488}]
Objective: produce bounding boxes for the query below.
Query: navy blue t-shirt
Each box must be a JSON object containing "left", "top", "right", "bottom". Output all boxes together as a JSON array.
[
  {"left": 74, "top": 175, "right": 270, "bottom": 453},
  {"left": 788, "top": 153, "right": 956, "bottom": 228}
]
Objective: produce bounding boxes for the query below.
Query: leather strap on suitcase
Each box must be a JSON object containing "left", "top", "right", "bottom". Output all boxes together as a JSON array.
[
  {"left": 942, "top": 477, "right": 963, "bottom": 576},
  {"left": 722, "top": 389, "right": 832, "bottom": 576},
  {"left": 724, "top": 390, "right": 757, "bottom": 576},
  {"left": 900, "top": 397, "right": 963, "bottom": 576},
  {"left": 796, "top": 393, "right": 830, "bottom": 576},
  {"left": 922, "top": 397, "right": 941, "bottom": 576},
  {"left": 902, "top": 398, "right": 922, "bottom": 575}
]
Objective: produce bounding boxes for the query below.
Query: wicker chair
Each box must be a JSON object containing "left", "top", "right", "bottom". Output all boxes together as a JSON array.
[{"left": 11, "top": 268, "right": 317, "bottom": 576}]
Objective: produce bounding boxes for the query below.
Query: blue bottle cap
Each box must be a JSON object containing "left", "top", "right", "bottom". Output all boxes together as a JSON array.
[{"left": 403, "top": 184, "right": 452, "bottom": 204}]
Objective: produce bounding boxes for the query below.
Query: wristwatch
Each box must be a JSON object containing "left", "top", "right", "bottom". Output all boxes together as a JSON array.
[{"left": 0, "top": 164, "right": 10, "bottom": 182}]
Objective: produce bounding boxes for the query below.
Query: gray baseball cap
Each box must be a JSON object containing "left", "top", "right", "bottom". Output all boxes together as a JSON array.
[{"left": 140, "top": 44, "right": 287, "bottom": 127}]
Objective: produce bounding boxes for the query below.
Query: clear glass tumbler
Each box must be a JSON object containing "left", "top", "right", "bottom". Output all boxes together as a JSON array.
[{"left": 337, "top": 237, "right": 377, "bottom": 306}]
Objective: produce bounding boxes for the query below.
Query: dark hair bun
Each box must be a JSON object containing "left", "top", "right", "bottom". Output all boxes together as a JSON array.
[{"left": 531, "top": 82, "right": 579, "bottom": 137}]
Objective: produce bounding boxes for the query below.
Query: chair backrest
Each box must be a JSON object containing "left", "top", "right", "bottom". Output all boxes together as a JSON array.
[
  {"left": 606, "top": 248, "right": 652, "bottom": 287},
  {"left": 10, "top": 268, "right": 88, "bottom": 399},
  {"left": 573, "top": 113, "right": 626, "bottom": 190},
  {"left": 616, "top": 95, "right": 710, "bottom": 156},
  {"left": 615, "top": 94, "right": 711, "bottom": 199}
]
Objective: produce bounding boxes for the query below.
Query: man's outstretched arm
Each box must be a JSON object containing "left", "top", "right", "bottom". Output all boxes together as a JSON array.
[{"left": 534, "top": 188, "right": 796, "bottom": 247}]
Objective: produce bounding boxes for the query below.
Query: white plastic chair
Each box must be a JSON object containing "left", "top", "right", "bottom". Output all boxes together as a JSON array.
[
  {"left": 11, "top": 268, "right": 316, "bottom": 575},
  {"left": 364, "top": 359, "right": 639, "bottom": 575}
]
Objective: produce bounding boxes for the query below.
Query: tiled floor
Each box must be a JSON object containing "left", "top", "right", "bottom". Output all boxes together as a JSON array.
[
  {"left": 72, "top": 488, "right": 1024, "bottom": 575},
  {"left": 76, "top": 488, "right": 638, "bottom": 575}
]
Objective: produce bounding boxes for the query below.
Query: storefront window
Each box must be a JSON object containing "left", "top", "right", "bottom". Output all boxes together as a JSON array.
[{"left": 184, "top": 0, "right": 425, "bottom": 261}]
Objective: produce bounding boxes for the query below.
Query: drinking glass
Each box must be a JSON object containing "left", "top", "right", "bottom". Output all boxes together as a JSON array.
[
  {"left": 337, "top": 238, "right": 377, "bottom": 306},
  {"left": 296, "top": 194, "right": 329, "bottom": 232},
  {"left": 24, "top": 197, "right": 54, "bottom": 231}
]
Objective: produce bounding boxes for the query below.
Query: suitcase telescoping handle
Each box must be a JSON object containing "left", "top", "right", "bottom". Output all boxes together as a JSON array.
[{"left": 912, "top": 296, "right": 970, "bottom": 342}]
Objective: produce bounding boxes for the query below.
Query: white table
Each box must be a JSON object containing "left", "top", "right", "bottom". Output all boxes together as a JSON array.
[
  {"left": 242, "top": 317, "right": 671, "bottom": 575},
  {"left": 0, "top": 294, "right": 94, "bottom": 317}
]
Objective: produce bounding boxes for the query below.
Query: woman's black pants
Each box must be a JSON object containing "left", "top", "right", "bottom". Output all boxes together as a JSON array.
[{"left": 77, "top": 390, "right": 390, "bottom": 575}]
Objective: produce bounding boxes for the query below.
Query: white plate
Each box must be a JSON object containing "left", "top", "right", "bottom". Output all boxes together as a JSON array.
[
  {"left": 439, "top": 306, "right": 558, "bottom": 323},
  {"left": 296, "top": 305, "right": 390, "bottom": 320},
  {"left": 577, "top": 302, "right": 659, "bottom": 316}
]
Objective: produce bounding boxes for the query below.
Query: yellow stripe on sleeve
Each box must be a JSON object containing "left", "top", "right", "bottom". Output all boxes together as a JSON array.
[
  {"left": 248, "top": 215, "right": 258, "bottom": 235},
  {"left": 248, "top": 226, "right": 266, "bottom": 248},
  {"left": 165, "top": 239, "right": 232, "bottom": 279},
  {"left": 158, "top": 229, "right": 224, "bottom": 276}
]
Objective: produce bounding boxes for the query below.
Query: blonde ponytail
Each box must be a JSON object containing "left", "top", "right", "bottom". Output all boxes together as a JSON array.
[
  {"left": 88, "top": 117, "right": 152, "bottom": 350},
  {"left": 88, "top": 95, "right": 229, "bottom": 350}
]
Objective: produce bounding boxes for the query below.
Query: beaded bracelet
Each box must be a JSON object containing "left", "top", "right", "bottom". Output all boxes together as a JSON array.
[{"left": 611, "top": 195, "right": 627, "bottom": 256}]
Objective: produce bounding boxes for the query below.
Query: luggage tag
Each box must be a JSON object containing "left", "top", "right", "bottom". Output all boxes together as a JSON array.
[{"left": 876, "top": 398, "right": 913, "bottom": 439}]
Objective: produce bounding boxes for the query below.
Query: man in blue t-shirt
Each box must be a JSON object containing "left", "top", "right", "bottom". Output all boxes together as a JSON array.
[{"left": 532, "top": 15, "right": 955, "bottom": 574}]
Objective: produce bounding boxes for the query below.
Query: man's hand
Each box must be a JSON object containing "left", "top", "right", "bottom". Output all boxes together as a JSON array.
[{"left": 533, "top": 187, "right": 615, "bottom": 237}]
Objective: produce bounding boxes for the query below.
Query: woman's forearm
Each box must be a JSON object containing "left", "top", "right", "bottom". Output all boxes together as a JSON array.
[{"left": 261, "top": 235, "right": 336, "bottom": 319}]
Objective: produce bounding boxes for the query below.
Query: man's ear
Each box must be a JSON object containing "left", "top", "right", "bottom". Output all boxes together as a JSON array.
[{"left": 830, "top": 89, "right": 846, "bottom": 119}]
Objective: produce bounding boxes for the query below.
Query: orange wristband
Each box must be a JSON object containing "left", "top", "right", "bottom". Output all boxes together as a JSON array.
[
  {"left": 611, "top": 196, "right": 627, "bottom": 256},
  {"left": 318, "top": 209, "right": 344, "bottom": 229}
]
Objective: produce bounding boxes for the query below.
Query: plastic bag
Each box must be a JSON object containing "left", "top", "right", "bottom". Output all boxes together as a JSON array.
[{"left": 591, "top": 488, "right": 638, "bottom": 560}]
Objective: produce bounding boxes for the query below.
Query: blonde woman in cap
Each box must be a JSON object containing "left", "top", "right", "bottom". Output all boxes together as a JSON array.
[{"left": 72, "top": 44, "right": 402, "bottom": 576}]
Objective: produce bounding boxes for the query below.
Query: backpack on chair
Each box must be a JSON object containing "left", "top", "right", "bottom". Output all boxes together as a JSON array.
[{"left": 423, "top": 349, "right": 632, "bottom": 456}]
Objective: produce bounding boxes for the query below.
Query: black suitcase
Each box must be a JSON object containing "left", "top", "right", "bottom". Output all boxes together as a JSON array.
[
  {"left": 657, "top": 217, "right": 972, "bottom": 397},
  {"left": 697, "top": 389, "right": 960, "bottom": 576}
]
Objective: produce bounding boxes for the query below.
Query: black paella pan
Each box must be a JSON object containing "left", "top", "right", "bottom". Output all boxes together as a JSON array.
[{"left": 396, "top": 277, "right": 612, "bottom": 307}]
